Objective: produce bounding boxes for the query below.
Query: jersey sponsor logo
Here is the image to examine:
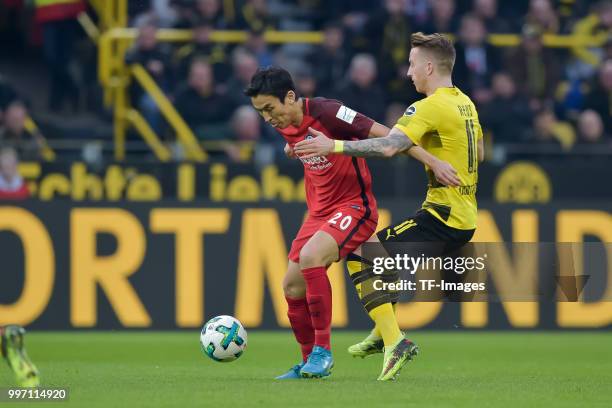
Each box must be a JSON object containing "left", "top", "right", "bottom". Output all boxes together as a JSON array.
[
  {"left": 298, "top": 154, "right": 333, "bottom": 171},
  {"left": 336, "top": 105, "right": 357, "bottom": 124},
  {"left": 404, "top": 105, "right": 416, "bottom": 116},
  {"left": 457, "top": 184, "right": 477, "bottom": 195}
]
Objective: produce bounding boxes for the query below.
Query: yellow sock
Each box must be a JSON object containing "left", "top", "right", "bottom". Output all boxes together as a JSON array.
[
  {"left": 369, "top": 303, "right": 402, "bottom": 347},
  {"left": 347, "top": 254, "right": 401, "bottom": 346},
  {"left": 372, "top": 303, "right": 397, "bottom": 339}
]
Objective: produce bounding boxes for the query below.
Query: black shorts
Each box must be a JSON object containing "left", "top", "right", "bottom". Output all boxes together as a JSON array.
[
  {"left": 376, "top": 210, "right": 476, "bottom": 301},
  {"left": 377, "top": 209, "right": 474, "bottom": 255}
]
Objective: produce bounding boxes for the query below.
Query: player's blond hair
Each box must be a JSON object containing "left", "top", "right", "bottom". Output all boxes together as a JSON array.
[{"left": 410, "top": 32, "right": 456, "bottom": 75}]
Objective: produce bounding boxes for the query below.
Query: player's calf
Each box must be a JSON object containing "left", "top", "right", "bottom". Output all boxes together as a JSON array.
[
  {"left": 299, "top": 231, "right": 337, "bottom": 352},
  {"left": 283, "top": 261, "right": 314, "bottom": 363}
]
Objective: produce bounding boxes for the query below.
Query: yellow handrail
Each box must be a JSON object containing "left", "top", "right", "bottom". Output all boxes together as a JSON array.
[
  {"left": 125, "top": 109, "right": 172, "bottom": 161},
  {"left": 76, "top": 12, "right": 100, "bottom": 43},
  {"left": 24, "top": 117, "right": 56, "bottom": 162},
  {"left": 97, "top": 25, "right": 607, "bottom": 162},
  {"left": 130, "top": 64, "right": 207, "bottom": 161},
  {"left": 99, "top": 28, "right": 607, "bottom": 89}
]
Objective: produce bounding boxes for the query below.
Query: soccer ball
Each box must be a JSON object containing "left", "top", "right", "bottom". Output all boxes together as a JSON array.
[{"left": 200, "top": 315, "right": 247, "bottom": 362}]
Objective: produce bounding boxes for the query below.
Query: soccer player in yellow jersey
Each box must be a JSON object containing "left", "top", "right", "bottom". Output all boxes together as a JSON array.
[{"left": 295, "top": 32, "right": 484, "bottom": 379}]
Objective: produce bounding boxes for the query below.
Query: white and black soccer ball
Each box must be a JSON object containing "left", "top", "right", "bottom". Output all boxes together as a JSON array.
[{"left": 200, "top": 315, "right": 248, "bottom": 362}]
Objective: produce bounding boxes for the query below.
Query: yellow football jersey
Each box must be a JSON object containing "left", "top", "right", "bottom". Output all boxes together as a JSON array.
[{"left": 395, "top": 87, "right": 481, "bottom": 230}]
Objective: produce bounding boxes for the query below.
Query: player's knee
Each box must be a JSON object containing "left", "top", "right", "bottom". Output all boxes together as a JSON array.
[
  {"left": 283, "top": 275, "right": 306, "bottom": 298},
  {"left": 298, "top": 246, "right": 325, "bottom": 268}
]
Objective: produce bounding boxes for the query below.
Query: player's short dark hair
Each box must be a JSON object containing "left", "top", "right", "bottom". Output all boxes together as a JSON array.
[
  {"left": 411, "top": 32, "right": 456, "bottom": 74},
  {"left": 244, "top": 66, "right": 296, "bottom": 102}
]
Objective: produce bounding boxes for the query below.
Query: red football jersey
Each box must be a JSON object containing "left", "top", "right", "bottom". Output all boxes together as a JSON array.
[{"left": 276, "top": 97, "right": 378, "bottom": 218}]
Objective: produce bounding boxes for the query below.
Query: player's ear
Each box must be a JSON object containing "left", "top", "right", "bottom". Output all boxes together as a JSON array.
[
  {"left": 285, "top": 90, "right": 296, "bottom": 105},
  {"left": 426, "top": 61, "right": 434, "bottom": 76}
]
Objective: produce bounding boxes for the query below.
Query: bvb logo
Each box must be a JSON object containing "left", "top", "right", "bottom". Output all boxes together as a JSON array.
[{"left": 495, "top": 161, "right": 552, "bottom": 204}]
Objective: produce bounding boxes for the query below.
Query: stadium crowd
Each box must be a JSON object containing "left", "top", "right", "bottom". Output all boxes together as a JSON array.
[{"left": 0, "top": 0, "right": 611, "bottom": 165}]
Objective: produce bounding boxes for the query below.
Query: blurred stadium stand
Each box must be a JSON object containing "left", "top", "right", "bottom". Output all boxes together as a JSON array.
[{"left": 0, "top": 0, "right": 610, "bottom": 171}]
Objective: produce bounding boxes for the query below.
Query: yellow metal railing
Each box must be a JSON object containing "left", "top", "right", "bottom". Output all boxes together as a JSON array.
[
  {"left": 130, "top": 64, "right": 205, "bottom": 161},
  {"left": 98, "top": 28, "right": 327, "bottom": 161},
  {"left": 24, "top": 117, "right": 55, "bottom": 161},
  {"left": 96, "top": 15, "right": 606, "bottom": 161},
  {"left": 89, "top": 0, "right": 127, "bottom": 30}
]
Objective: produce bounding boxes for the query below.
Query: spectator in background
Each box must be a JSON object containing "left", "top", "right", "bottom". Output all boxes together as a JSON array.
[
  {"left": 323, "top": 0, "right": 371, "bottom": 32},
  {"left": 307, "top": 22, "right": 349, "bottom": 92},
  {"left": 294, "top": 68, "right": 318, "bottom": 99},
  {"left": 34, "top": 0, "right": 86, "bottom": 112},
  {"left": 453, "top": 13, "right": 500, "bottom": 104},
  {"left": 472, "top": 0, "right": 512, "bottom": 33},
  {"left": 125, "top": 19, "right": 171, "bottom": 134},
  {"left": 225, "top": 105, "right": 262, "bottom": 163},
  {"left": 227, "top": 105, "right": 281, "bottom": 165},
  {"left": 524, "top": 0, "right": 559, "bottom": 34},
  {"left": 235, "top": 0, "right": 277, "bottom": 31},
  {"left": 384, "top": 103, "right": 406, "bottom": 129},
  {"left": 571, "top": 1, "right": 612, "bottom": 68},
  {"left": 362, "top": 0, "right": 412, "bottom": 89},
  {"left": 196, "top": 0, "right": 227, "bottom": 28},
  {"left": 244, "top": 27, "right": 275, "bottom": 67},
  {"left": 0, "top": 102, "right": 42, "bottom": 159},
  {"left": 226, "top": 50, "right": 259, "bottom": 108},
  {"left": 173, "top": 19, "right": 229, "bottom": 82},
  {"left": 575, "top": 109, "right": 610, "bottom": 147},
  {"left": 530, "top": 108, "right": 575, "bottom": 151},
  {"left": 480, "top": 72, "right": 532, "bottom": 144},
  {"left": 334, "top": 53, "right": 386, "bottom": 122},
  {"left": 169, "top": 0, "right": 199, "bottom": 29},
  {"left": 387, "top": 63, "right": 420, "bottom": 104},
  {"left": 419, "top": 0, "right": 459, "bottom": 34},
  {"left": 174, "top": 59, "right": 233, "bottom": 138},
  {"left": 563, "top": 1, "right": 612, "bottom": 81},
  {"left": 131, "top": 0, "right": 178, "bottom": 28},
  {"left": 507, "top": 25, "right": 561, "bottom": 111},
  {"left": 584, "top": 59, "right": 612, "bottom": 135},
  {"left": 0, "top": 147, "right": 29, "bottom": 200}
]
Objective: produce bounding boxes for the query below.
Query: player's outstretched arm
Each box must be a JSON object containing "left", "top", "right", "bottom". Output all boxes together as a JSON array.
[
  {"left": 342, "top": 127, "right": 413, "bottom": 158},
  {"left": 364, "top": 122, "right": 460, "bottom": 186},
  {"left": 294, "top": 126, "right": 412, "bottom": 159}
]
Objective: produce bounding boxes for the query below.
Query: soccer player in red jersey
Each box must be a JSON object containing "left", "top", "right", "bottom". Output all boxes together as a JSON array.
[{"left": 245, "top": 67, "right": 456, "bottom": 380}]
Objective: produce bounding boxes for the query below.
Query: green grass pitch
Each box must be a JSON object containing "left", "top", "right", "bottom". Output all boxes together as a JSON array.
[{"left": 1, "top": 331, "right": 611, "bottom": 407}]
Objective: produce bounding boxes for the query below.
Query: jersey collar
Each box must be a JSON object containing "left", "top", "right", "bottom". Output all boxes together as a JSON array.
[{"left": 434, "top": 86, "right": 459, "bottom": 96}]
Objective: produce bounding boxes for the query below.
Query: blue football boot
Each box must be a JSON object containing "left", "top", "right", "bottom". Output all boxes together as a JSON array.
[
  {"left": 275, "top": 362, "right": 305, "bottom": 379},
  {"left": 300, "top": 346, "right": 334, "bottom": 378}
]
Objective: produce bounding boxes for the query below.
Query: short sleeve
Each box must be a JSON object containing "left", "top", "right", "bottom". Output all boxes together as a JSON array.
[
  {"left": 394, "top": 101, "right": 433, "bottom": 145},
  {"left": 311, "top": 98, "right": 375, "bottom": 140}
]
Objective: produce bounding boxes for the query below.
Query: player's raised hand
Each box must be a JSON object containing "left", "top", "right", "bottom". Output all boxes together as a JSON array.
[
  {"left": 284, "top": 143, "right": 297, "bottom": 159},
  {"left": 430, "top": 159, "right": 461, "bottom": 187},
  {"left": 293, "top": 127, "right": 334, "bottom": 158}
]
